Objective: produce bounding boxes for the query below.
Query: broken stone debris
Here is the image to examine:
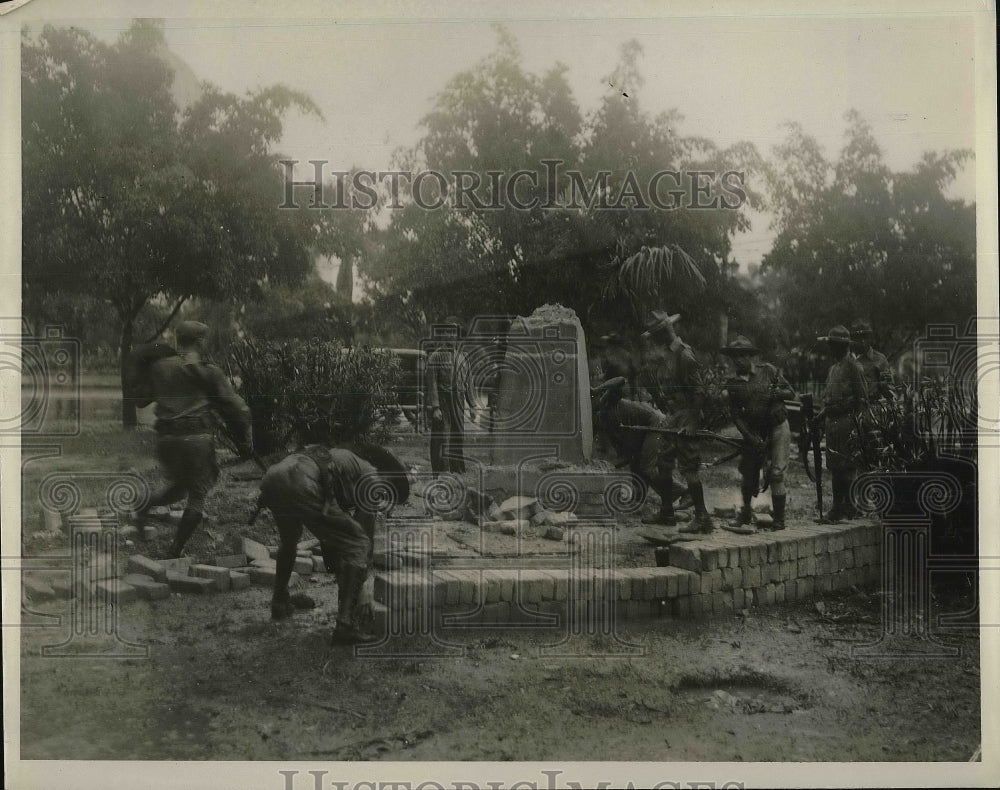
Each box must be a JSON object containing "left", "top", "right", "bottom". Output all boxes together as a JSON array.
[
  {"left": 497, "top": 496, "right": 539, "bottom": 521},
  {"left": 242, "top": 537, "right": 272, "bottom": 563}
]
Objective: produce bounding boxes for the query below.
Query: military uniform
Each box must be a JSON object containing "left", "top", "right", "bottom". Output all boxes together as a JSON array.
[
  {"left": 722, "top": 335, "right": 795, "bottom": 531},
  {"left": 637, "top": 337, "right": 703, "bottom": 476},
  {"left": 598, "top": 333, "right": 638, "bottom": 397},
  {"left": 821, "top": 325, "right": 869, "bottom": 520},
  {"left": 855, "top": 347, "right": 894, "bottom": 400},
  {"left": 259, "top": 445, "right": 407, "bottom": 644},
  {"left": 598, "top": 397, "right": 669, "bottom": 481},
  {"left": 426, "top": 336, "right": 476, "bottom": 475},
  {"left": 636, "top": 311, "right": 713, "bottom": 531},
  {"left": 136, "top": 321, "right": 252, "bottom": 558},
  {"left": 592, "top": 379, "right": 677, "bottom": 524},
  {"left": 824, "top": 357, "right": 868, "bottom": 474},
  {"left": 851, "top": 320, "right": 895, "bottom": 400}
]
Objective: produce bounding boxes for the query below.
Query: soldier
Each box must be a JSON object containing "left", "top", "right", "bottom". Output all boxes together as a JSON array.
[
  {"left": 132, "top": 321, "right": 253, "bottom": 558},
  {"left": 598, "top": 331, "right": 638, "bottom": 397},
  {"left": 258, "top": 443, "right": 409, "bottom": 645},
  {"left": 720, "top": 335, "right": 796, "bottom": 532},
  {"left": 819, "top": 325, "right": 869, "bottom": 521},
  {"left": 851, "top": 319, "right": 895, "bottom": 400},
  {"left": 637, "top": 310, "right": 713, "bottom": 533},
  {"left": 591, "top": 377, "right": 682, "bottom": 526},
  {"left": 425, "top": 316, "right": 478, "bottom": 476}
]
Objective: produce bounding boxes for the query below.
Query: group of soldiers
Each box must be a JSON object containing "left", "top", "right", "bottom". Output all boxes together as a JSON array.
[
  {"left": 125, "top": 312, "right": 894, "bottom": 643},
  {"left": 128, "top": 321, "right": 409, "bottom": 645},
  {"left": 591, "top": 313, "right": 896, "bottom": 533}
]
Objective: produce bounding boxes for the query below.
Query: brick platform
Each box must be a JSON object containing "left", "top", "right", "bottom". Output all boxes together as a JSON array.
[{"left": 373, "top": 519, "right": 881, "bottom": 626}]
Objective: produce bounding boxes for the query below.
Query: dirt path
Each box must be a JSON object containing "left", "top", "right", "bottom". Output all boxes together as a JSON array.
[
  {"left": 20, "top": 583, "right": 979, "bottom": 762},
  {"left": 17, "top": 427, "right": 981, "bottom": 762}
]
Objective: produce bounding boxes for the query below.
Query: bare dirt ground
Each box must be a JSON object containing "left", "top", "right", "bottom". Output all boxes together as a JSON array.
[{"left": 18, "top": 424, "right": 982, "bottom": 762}]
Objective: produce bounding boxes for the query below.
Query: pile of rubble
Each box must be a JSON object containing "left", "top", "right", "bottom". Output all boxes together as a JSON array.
[
  {"left": 114, "top": 537, "right": 324, "bottom": 602},
  {"left": 479, "top": 495, "right": 578, "bottom": 541}
]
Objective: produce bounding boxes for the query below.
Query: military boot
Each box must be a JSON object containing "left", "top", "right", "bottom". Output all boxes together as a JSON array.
[
  {"left": 271, "top": 588, "right": 295, "bottom": 621},
  {"left": 825, "top": 474, "right": 848, "bottom": 522},
  {"left": 771, "top": 494, "right": 787, "bottom": 530},
  {"left": 679, "top": 483, "right": 714, "bottom": 534},
  {"left": 165, "top": 508, "right": 202, "bottom": 559},
  {"left": 331, "top": 565, "right": 379, "bottom": 646},
  {"left": 727, "top": 505, "right": 755, "bottom": 533},
  {"left": 642, "top": 477, "right": 677, "bottom": 526}
]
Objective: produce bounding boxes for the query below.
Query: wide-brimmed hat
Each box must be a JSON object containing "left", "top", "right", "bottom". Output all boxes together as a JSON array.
[
  {"left": 641, "top": 310, "right": 681, "bottom": 339},
  {"left": 720, "top": 334, "right": 758, "bottom": 355},
  {"left": 818, "top": 325, "right": 852, "bottom": 345},
  {"left": 175, "top": 320, "right": 209, "bottom": 344},
  {"left": 850, "top": 319, "right": 873, "bottom": 337}
]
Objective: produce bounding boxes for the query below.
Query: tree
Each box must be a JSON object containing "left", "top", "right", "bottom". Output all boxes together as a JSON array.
[
  {"left": 359, "top": 31, "right": 763, "bottom": 348},
  {"left": 763, "top": 112, "right": 975, "bottom": 353},
  {"left": 22, "top": 20, "right": 323, "bottom": 426}
]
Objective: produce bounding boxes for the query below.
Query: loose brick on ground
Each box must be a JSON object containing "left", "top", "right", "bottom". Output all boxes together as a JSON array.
[
  {"left": 213, "top": 554, "right": 246, "bottom": 569},
  {"left": 94, "top": 579, "right": 139, "bottom": 604},
  {"left": 229, "top": 571, "right": 251, "bottom": 591},
  {"left": 242, "top": 538, "right": 271, "bottom": 563},
  {"left": 127, "top": 554, "right": 166, "bottom": 582},
  {"left": 166, "top": 571, "right": 215, "bottom": 594},
  {"left": 191, "top": 564, "right": 232, "bottom": 592},
  {"left": 123, "top": 574, "right": 169, "bottom": 600},
  {"left": 160, "top": 557, "right": 192, "bottom": 576}
]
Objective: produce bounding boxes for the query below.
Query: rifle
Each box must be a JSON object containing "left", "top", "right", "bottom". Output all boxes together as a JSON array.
[
  {"left": 213, "top": 418, "right": 268, "bottom": 474},
  {"left": 619, "top": 426, "right": 745, "bottom": 449},
  {"left": 612, "top": 445, "right": 742, "bottom": 470},
  {"left": 799, "top": 393, "right": 824, "bottom": 519}
]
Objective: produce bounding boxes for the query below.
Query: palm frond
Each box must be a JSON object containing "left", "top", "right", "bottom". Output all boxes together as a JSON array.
[{"left": 602, "top": 242, "right": 705, "bottom": 305}]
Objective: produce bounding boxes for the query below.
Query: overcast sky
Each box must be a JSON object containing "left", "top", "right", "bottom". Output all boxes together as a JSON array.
[{"left": 9, "top": 2, "right": 982, "bottom": 266}]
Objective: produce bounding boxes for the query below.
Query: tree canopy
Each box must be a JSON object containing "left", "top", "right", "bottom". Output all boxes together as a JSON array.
[
  {"left": 762, "top": 111, "right": 976, "bottom": 353},
  {"left": 22, "top": 20, "right": 324, "bottom": 424},
  {"left": 359, "top": 30, "right": 765, "bottom": 347}
]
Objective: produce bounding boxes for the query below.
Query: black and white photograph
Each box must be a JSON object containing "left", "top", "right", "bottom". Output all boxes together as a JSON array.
[{"left": 2, "top": 1, "right": 997, "bottom": 788}]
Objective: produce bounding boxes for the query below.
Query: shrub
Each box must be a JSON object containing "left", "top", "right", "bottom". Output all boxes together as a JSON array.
[{"left": 230, "top": 338, "right": 401, "bottom": 454}]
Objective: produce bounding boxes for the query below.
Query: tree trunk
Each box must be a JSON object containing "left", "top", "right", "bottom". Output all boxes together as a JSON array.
[
  {"left": 120, "top": 318, "right": 137, "bottom": 429},
  {"left": 336, "top": 256, "right": 354, "bottom": 302}
]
